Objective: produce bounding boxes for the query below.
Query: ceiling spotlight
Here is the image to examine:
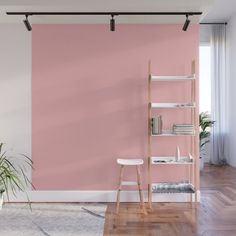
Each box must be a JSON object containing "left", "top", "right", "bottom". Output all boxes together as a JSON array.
[
  {"left": 23, "top": 15, "right": 32, "bottom": 31},
  {"left": 110, "top": 15, "right": 115, "bottom": 31},
  {"left": 182, "top": 14, "right": 190, "bottom": 31}
]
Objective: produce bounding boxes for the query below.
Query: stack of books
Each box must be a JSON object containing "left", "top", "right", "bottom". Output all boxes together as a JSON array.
[
  {"left": 172, "top": 124, "right": 195, "bottom": 135},
  {"left": 151, "top": 116, "right": 163, "bottom": 135}
]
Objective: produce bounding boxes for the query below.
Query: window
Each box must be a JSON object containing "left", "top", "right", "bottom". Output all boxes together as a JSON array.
[{"left": 199, "top": 45, "right": 211, "bottom": 113}]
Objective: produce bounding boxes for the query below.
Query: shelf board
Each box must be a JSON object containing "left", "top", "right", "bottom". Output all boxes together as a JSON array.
[
  {"left": 151, "top": 156, "right": 193, "bottom": 165},
  {"left": 121, "top": 181, "right": 137, "bottom": 186},
  {"left": 152, "top": 130, "right": 195, "bottom": 136},
  {"left": 151, "top": 102, "right": 195, "bottom": 109},
  {"left": 151, "top": 75, "right": 195, "bottom": 81},
  {"left": 152, "top": 182, "right": 195, "bottom": 194}
]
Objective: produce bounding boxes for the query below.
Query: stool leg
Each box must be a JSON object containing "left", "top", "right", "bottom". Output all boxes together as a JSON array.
[
  {"left": 136, "top": 165, "right": 146, "bottom": 214},
  {"left": 116, "top": 165, "right": 125, "bottom": 214}
]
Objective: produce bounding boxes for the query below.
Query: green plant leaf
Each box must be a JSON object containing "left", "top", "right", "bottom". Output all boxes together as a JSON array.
[
  {"left": 0, "top": 143, "right": 33, "bottom": 206},
  {"left": 199, "top": 112, "right": 215, "bottom": 152}
]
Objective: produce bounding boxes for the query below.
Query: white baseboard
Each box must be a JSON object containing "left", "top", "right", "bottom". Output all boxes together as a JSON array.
[{"left": 6, "top": 190, "right": 201, "bottom": 203}]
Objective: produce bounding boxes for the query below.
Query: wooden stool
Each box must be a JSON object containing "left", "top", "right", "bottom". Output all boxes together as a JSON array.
[{"left": 116, "top": 158, "right": 146, "bottom": 214}]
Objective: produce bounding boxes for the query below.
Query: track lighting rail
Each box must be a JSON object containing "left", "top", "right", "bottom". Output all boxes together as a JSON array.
[
  {"left": 6, "top": 11, "right": 202, "bottom": 16},
  {"left": 6, "top": 11, "right": 202, "bottom": 32}
]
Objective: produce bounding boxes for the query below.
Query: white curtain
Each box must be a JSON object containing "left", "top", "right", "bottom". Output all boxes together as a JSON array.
[{"left": 210, "top": 24, "right": 228, "bottom": 165}]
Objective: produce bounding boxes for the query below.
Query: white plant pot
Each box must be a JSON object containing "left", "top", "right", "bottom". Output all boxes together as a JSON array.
[
  {"left": 0, "top": 194, "right": 3, "bottom": 210},
  {"left": 200, "top": 157, "right": 204, "bottom": 171}
]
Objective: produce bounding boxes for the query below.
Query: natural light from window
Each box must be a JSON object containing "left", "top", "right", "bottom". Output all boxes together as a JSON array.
[{"left": 199, "top": 45, "right": 211, "bottom": 113}]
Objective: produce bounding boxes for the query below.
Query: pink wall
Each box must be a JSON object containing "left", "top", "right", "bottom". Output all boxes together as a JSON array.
[{"left": 32, "top": 24, "right": 199, "bottom": 190}]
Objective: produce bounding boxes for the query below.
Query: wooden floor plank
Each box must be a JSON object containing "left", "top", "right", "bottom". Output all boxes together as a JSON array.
[{"left": 104, "top": 164, "right": 236, "bottom": 236}]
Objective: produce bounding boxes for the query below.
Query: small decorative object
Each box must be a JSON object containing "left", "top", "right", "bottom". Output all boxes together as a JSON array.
[
  {"left": 0, "top": 189, "right": 4, "bottom": 210},
  {"left": 175, "top": 146, "right": 180, "bottom": 162},
  {"left": 188, "top": 153, "right": 193, "bottom": 162},
  {"left": 151, "top": 115, "right": 163, "bottom": 134}
]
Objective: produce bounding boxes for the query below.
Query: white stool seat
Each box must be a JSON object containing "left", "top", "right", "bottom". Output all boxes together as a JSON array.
[{"left": 117, "top": 158, "right": 144, "bottom": 166}]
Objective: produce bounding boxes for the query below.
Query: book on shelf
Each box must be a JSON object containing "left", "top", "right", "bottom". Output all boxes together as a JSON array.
[
  {"left": 151, "top": 116, "right": 163, "bottom": 135},
  {"left": 172, "top": 124, "right": 195, "bottom": 135}
]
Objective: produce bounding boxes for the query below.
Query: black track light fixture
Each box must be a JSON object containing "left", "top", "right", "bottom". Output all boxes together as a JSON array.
[
  {"left": 110, "top": 15, "right": 115, "bottom": 31},
  {"left": 23, "top": 15, "right": 32, "bottom": 31},
  {"left": 7, "top": 12, "right": 203, "bottom": 32},
  {"left": 182, "top": 14, "right": 190, "bottom": 31}
]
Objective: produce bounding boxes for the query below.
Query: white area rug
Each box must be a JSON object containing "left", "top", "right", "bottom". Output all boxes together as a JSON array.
[{"left": 0, "top": 203, "right": 106, "bottom": 236}]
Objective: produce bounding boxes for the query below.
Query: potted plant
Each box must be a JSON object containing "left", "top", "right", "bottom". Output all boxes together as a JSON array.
[
  {"left": 199, "top": 112, "right": 215, "bottom": 170},
  {"left": 0, "top": 143, "right": 33, "bottom": 209}
]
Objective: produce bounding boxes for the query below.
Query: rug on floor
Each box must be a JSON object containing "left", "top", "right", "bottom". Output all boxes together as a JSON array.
[{"left": 0, "top": 203, "right": 106, "bottom": 236}]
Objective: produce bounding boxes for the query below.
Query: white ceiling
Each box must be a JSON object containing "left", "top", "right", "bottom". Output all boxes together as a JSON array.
[
  {"left": 202, "top": 0, "right": 236, "bottom": 22},
  {"left": 0, "top": 0, "right": 234, "bottom": 24}
]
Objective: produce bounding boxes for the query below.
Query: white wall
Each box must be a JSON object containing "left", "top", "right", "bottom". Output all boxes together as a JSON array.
[
  {"left": 0, "top": 24, "right": 31, "bottom": 171},
  {"left": 227, "top": 13, "right": 236, "bottom": 167},
  {"left": 200, "top": 24, "right": 211, "bottom": 44},
  {"left": 199, "top": 25, "right": 211, "bottom": 163},
  {"left": 0, "top": 23, "right": 201, "bottom": 203}
]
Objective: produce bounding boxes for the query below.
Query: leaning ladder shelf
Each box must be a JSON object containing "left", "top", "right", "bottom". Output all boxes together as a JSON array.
[{"left": 147, "top": 61, "right": 198, "bottom": 208}]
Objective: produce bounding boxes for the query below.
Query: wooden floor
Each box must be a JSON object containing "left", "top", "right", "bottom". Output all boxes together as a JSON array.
[{"left": 104, "top": 164, "right": 236, "bottom": 236}]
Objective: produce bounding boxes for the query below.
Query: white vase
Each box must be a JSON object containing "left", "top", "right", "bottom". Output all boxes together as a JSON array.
[
  {"left": 175, "top": 146, "right": 180, "bottom": 162},
  {"left": 200, "top": 157, "right": 204, "bottom": 171},
  {"left": 0, "top": 194, "right": 3, "bottom": 210}
]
